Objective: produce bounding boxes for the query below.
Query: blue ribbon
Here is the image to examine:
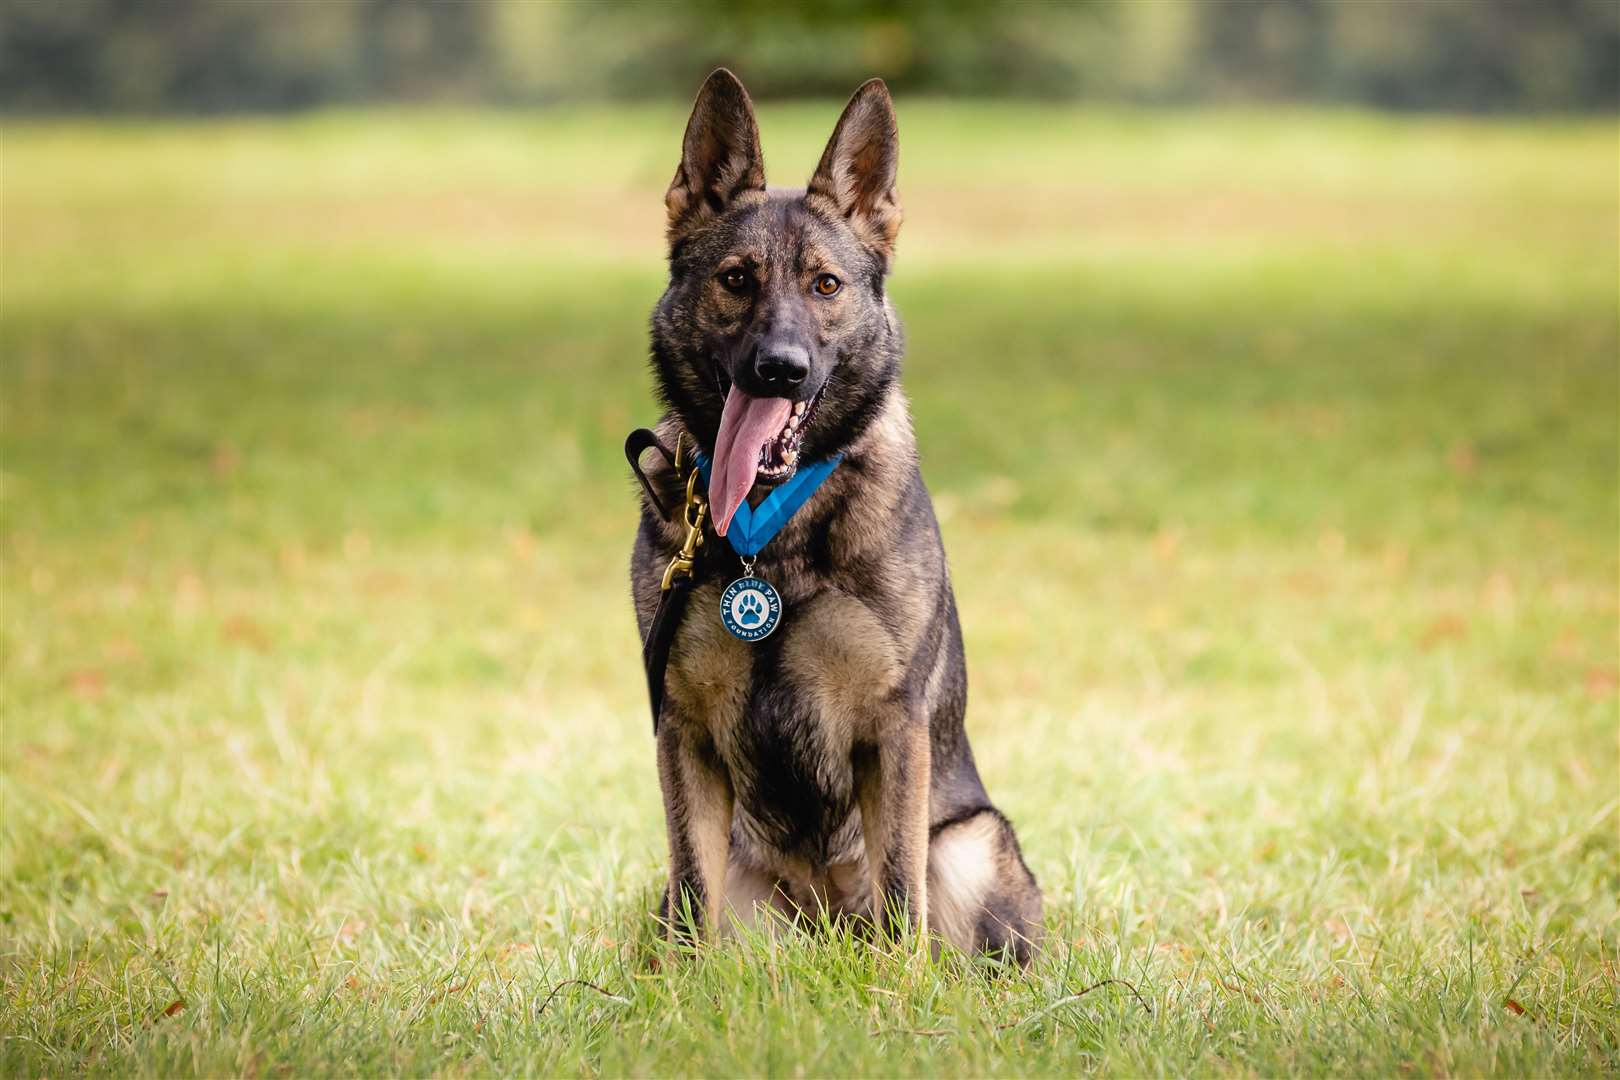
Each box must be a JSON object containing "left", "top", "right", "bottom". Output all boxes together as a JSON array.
[{"left": 694, "top": 451, "right": 843, "bottom": 559}]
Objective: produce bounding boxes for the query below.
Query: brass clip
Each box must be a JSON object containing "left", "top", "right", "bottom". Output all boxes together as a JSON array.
[{"left": 661, "top": 435, "right": 707, "bottom": 590}]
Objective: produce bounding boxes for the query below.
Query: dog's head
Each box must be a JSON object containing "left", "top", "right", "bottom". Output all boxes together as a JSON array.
[{"left": 650, "top": 69, "right": 904, "bottom": 536}]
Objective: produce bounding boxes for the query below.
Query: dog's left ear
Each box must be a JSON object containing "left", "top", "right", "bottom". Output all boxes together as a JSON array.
[{"left": 808, "top": 79, "right": 902, "bottom": 268}]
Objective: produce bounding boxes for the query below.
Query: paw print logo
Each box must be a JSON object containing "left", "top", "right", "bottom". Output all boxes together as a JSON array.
[
  {"left": 721, "top": 577, "right": 780, "bottom": 641},
  {"left": 735, "top": 591, "right": 765, "bottom": 627}
]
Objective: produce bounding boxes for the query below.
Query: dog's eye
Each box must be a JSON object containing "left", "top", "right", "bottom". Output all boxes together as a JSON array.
[
  {"left": 813, "top": 274, "right": 841, "bottom": 297},
  {"left": 719, "top": 267, "right": 751, "bottom": 293}
]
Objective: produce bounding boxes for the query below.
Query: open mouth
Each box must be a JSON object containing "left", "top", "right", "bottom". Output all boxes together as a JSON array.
[
  {"left": 708, "top": 382, "right": 825, "bottom": 537},
  {"left": 755, "top": 390, "right": 821, "bottom": 483}
]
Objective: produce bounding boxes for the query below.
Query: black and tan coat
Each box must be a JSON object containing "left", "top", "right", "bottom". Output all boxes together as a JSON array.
[{"left": 630, "top": 70, "right": 1041, "bottom": 964}]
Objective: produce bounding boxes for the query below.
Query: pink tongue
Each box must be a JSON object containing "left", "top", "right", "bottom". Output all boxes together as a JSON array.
[{"left": 709, "top": 386, "right": 791, "bottom": 536}]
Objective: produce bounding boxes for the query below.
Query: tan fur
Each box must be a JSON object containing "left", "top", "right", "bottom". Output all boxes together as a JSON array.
[
  {"left": 857, "top": 719, "right": 932, "bottom": 931},
  {"left": 720, "top": 861, "right": 794, "bottom": 935},
  {"left": 683, "top": 761, "right": 734, "bottom": 935},
  {"left": 654, "top": 722, "right": 735, "bottom": 935},
  {"left": 926, "top": 811, "right": 1041, "bottom": 958},
  {"left": 782, "top": 589, "right": 902, "bottom": 741},
  {"left": 919, "top": 633, "right": 951, "bottom": 717},
  {"left": 926, "top": 813, "right": 1002, "bottom": 946},
  {"left": 666, "top": 581, "right": 752, "bottom": 734}
]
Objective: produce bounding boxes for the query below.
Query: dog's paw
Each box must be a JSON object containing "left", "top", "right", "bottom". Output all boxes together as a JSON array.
[{"left": 736, "top": 592, "right": 765, "bottom": 627}]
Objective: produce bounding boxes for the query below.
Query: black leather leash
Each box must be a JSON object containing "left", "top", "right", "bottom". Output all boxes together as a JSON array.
[{"left": 625, "top": 428, "right": 707, "bottom": 734}]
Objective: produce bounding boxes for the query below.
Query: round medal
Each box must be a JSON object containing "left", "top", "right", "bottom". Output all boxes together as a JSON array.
[{"left": 719, "top": 576, "right": 782, "bottom": 641}]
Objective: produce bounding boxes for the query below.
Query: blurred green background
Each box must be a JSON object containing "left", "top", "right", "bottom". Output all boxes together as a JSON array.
[
  {"left": 2, "top": 2, "right": 1617, "bottom": 1076},
  {"left": 4, "top": 0, "right": 1618, "bottom": 111}
]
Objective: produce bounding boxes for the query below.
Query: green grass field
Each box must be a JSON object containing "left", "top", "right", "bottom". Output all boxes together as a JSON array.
[{"left": 2, "top": 104, "right": 1616, "bottom": 1076}]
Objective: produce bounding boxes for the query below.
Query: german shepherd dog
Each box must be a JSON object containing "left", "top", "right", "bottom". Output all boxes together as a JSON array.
[{"left": 631, "top": 70, "right": 1041, "bottom": 963}]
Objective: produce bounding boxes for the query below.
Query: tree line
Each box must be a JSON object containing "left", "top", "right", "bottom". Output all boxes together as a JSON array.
[{"left": 3, "top": 0, "right": 1615, "bottom": 113}]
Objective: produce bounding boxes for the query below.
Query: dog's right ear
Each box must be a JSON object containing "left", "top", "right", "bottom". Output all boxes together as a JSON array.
[{"left": 665, "top": 69, "right": 766, "bottom": 252}]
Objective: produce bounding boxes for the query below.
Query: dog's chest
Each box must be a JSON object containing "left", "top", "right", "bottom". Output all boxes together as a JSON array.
[{"left": 666, "top": 584, "right": 904, "bottom": 858}]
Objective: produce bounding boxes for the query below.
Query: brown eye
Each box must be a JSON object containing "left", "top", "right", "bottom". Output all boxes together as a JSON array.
[
  {"left": 814, "top": 273, "right": 841, "bottom": 297},
  {"left": 719, "top": 267, "right": 750, "bottom": 293}
]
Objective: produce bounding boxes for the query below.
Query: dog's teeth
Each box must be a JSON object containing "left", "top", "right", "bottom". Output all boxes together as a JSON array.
[
  {"left": 783, "top": 448, "right": 798, "bottom": 466},
  {"left": 793, "top": 401, "right": 806, "bottom": 417}
]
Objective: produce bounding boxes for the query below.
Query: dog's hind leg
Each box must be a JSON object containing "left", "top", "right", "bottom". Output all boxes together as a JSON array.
[{"left": 926, "top": 807, "right": 1042, "bottom": 966}]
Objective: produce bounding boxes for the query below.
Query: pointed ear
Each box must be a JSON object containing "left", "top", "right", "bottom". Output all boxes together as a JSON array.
[
  {"left": 665, "top": 69, "right": 766, "bottom": 250},
  {"left": 807, "top": 78, "right": 901, "bottom": 267}
]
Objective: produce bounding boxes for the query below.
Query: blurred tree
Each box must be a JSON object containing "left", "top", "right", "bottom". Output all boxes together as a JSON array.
[
  {"left": 1177, "top": 0, "right": 1620, "bottom": 111},
  {"left": 1, "top": 0, "right": 1615, "bottom": 113},
  {"left": 0, "top": 0, "right": 496, "bottom": 111},
  {"left": 542, "top": 0, "right": 1118, "bottom": 100}
]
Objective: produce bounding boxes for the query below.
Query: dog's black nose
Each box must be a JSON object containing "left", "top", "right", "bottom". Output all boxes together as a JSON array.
[{"left": 754, "top": 343, "right": 809, "bottom": 388}]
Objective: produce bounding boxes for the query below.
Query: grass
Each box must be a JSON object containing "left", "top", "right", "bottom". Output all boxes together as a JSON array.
[{"left": 1, "top": 103, "right": 1616, "bottom": 1076}]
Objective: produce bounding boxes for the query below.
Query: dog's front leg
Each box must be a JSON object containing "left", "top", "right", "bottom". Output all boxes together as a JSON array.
[
  {"left": 856, "top": 717, "right": 931, "bottom": 940},
  {"left": 656, "top": 719, "right": 734, "bottom": 942}
]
